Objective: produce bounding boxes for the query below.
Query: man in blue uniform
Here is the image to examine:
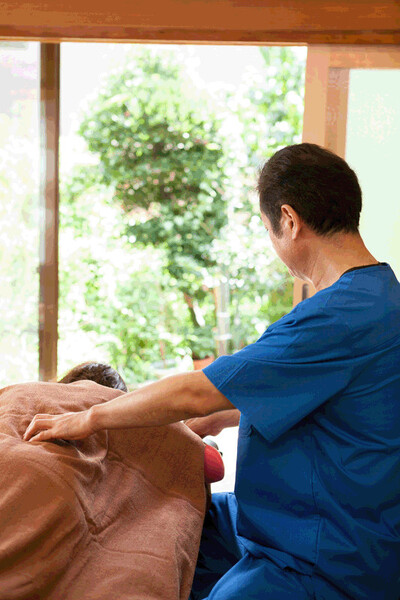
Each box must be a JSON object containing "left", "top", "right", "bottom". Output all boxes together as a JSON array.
[{"left": 25, "top": 144, "right": 400, "bottom": 599}]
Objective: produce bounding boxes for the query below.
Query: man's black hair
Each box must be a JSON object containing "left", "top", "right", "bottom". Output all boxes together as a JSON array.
[{"left": 257, "top": 143, "right": 362, "bottom": 236}]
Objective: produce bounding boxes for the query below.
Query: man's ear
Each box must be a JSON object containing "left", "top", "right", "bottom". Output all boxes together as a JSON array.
[{"left": 281, "top": 204, "right": 302, "bottom": 239}]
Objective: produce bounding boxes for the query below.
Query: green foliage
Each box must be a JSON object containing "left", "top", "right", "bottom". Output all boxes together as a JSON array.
[
  {"left": 58, "top": 46, "right": 306, "bottom": 382},
  {"left": 0, "top": 121, "right": 39, "bottom": 386},
  {"left": 0, "top": 45, "right": 306, "bottom": 388},
  {"left": 218, "top": 46, "right": 306, "bottom": 345},
  {"left": 59, "top": 174, "right": 192, "bottom": 385},
  {"left": 78, "top": 49, "right": 228, "bottom": 323},
  {"left": 239, "top": 47, "right": 305, "bottom": 164},
  {"left": 186, "top": 326, "right": 215, "bottom": 360}
]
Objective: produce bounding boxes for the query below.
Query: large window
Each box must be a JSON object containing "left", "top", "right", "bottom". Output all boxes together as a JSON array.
[
  {"left": 58, "top": 43, "right": 305, "bottom": 389},
  {"left": 0, "top": 44, "right": 307, "bottom": 391}
]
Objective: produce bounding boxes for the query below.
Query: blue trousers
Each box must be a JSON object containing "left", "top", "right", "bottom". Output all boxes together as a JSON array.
[{"left": 189, "top": 492, "right": 315, "bottom": 600}]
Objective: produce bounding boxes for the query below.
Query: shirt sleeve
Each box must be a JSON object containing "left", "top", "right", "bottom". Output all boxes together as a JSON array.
[{"left": 203, "top": 303, "right": 357, "bottom": 443}]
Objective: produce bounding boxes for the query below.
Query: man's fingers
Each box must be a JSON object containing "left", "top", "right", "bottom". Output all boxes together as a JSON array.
[
  {"left": 24, "top": 416, "right": 54, "bottom": 441},
  {"left": 24, "top": 410, "right": 92, "bottom": 442},
  {"left": 28, "top": 430, "right": 53, "bottom": 443},
  {"left": 24, "top": 417, "right": 45, "bottom": 439}
]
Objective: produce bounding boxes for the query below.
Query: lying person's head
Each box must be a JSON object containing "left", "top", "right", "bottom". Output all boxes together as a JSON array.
[{"left": 58, "top": 362, "right": 128, "bottom": 392}]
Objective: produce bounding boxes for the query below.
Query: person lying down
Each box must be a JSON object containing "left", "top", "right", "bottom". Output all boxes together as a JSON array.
[
  {"left": 57, "top": 362, "right": 224, "bottom": 489},
  {"left": 0, "top": 363, "right": 209, "bottom": 600}
]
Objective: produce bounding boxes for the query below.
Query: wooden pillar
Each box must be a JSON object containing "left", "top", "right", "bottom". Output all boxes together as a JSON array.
[
  {"left": 293, "top": 46, "right": 352, "bottom": 307},
  {"left": 39, "top": 43, "right": 60, "bottom": 381}
]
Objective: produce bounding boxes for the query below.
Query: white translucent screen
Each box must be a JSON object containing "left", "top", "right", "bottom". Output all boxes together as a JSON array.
[{"left": 346, "top": 69, "right": 400, "bottom": 278}]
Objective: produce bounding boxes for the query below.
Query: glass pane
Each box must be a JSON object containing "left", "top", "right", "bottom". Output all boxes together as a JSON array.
[
  {"left": 59, "top": 43, "right": 305, "bottom": 388},
  {"left": 0, "top": 42, "right": 40, "bottom": 386},
  {"left": 59, "top": 43, "right": 306, "bottom": 492},
  {"left": 346, "top": 69, "right": 400, "bottom": 278}
]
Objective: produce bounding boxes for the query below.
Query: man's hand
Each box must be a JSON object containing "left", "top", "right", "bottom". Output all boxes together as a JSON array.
[
  {"left": 23, "top": 409, "right": 95, "bottom": 443},
  {"left": 185, "top": 409, "right": 240, "bottom": 438}
]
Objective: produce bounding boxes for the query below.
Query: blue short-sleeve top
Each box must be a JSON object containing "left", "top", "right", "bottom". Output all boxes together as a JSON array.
[{"left": 203, "top": 263, "right": 400, "bottom": 600}]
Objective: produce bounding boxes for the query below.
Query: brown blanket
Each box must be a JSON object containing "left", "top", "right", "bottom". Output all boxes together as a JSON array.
[{"left": 0, "top": 381, "right": 206, "bottom": 600}]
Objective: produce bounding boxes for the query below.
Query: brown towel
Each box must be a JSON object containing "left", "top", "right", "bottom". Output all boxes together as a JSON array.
[{"left": 0, "top": 381, "right": 206, "bottom": 600}]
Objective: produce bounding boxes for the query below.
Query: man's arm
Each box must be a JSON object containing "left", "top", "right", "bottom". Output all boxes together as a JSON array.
[
  {"left": 184, "top": 409, "right": 241, "bottom": 438},
  {"left": 24, "top": 371, "right": 235, "bottom": 442},
  {"left": 92, "top": 370, "right": 234, "bottom": 430}
]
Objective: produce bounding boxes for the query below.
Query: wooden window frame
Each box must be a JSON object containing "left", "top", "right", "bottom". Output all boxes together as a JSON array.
[
  {"left": 0, "top": 1, "right": 399, "bottom": 45},
  {"left": 1, "top": 1, "right": 396, "bottom": 376},
  {"left": 39, "top": 43, "right": 60, "bottom": 381}
]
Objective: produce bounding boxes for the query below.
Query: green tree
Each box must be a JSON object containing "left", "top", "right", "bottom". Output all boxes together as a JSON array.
[
  {"left": 239, "top": 47, "right": 305, "bottom": 165},
  {"left": 59, "top": 173, "right": 192, "bottom": 386},
  {"left": 78, "top": 49, "right": 227, "bottom": 354},
  {"left": 59, "top": 46, "right": 306, "bottom": 381}
]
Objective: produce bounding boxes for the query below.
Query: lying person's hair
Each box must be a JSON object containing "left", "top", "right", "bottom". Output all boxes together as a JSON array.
[{"left": 58, "top": 362, "right": 128, "bottom": 392}]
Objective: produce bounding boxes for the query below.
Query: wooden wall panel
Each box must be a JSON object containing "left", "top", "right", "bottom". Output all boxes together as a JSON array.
[{"left": 0, "top": 0, "right": 399, "bottom": 44}]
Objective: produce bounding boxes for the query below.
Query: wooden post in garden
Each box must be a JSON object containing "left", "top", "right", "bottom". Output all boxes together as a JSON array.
[{"left": 215, "top": 279, "right": 231, "bottom": 357}]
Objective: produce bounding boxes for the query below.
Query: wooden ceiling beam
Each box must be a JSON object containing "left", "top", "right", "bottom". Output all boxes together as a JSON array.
[{"left": 0, "top": 0, "right": 399, "bottom": 44}]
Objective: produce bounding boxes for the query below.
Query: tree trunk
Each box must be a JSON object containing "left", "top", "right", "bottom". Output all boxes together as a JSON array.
[{"left": 183, "top": 291, "right": 202, "bottom": 329}]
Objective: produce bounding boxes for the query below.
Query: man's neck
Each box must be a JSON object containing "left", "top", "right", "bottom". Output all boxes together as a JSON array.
[{"left": 303, "top": 232, "right": 379, "bottom": 292}]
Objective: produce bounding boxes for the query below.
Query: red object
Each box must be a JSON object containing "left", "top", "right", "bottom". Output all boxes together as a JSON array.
[
  {"left": 193, "top": 356, "right": 215, "bottom": 370},
  {"left": 204, "top": 443, "right": 225, "bottom": 483}
]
